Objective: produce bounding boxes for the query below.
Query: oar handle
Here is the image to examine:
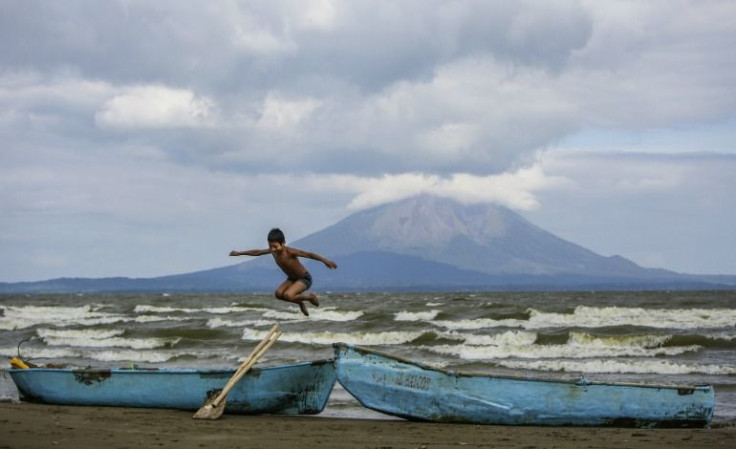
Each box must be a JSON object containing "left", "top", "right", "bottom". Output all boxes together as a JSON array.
[
  {"left": 211, "top": 329, "right": 282, "bottom": 407},
  {"left": 219, "top": 329, "right": 279, "bottom": 397},
  {"left": 217, "top": 325, "right": 279, "bottom": 399},
  {"left": 233, "top": 325, "right": 278, "bottom": 378}
]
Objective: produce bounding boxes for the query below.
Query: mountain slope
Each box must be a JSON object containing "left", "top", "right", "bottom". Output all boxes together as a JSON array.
[
  {"left": 2, "top": 195, "right": 734, "bottom": 292},
  {"left": 293, "top": 195, "right": 667, "bottom": 278}
]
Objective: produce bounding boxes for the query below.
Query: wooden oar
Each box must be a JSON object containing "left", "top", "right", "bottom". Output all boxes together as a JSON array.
[
  {"left": 193, "top": 325, "right": 281, "bottom": 420},
  {"left": 207, "top": 329, "right": 276, "bottom": 402},
  {"left": 193, "top": 326, "right": 281, "bottom": 420},
  {"left": 222, "top": 325, "right": 278, "bottom": 391}
]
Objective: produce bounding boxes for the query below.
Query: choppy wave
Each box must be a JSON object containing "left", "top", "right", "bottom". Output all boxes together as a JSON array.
[
  {"left": 1, "top": 291, "right": 735, "bottom": 423},
  {"left": 37, "top": 328, "right": 125, "bottom": 340},
  {"left": 425, "top": 331, "right": 701, "bottom": 360},
  {"left": 86, "top": 349, "right": 177, "bottom": 363},
  {"left": 433, "top": 306, "right": 736, "bottom": 331},
  {"left": 199, "top": 304, "right": 365, "bottom": 324},
  {"left": 568, "top": 332, "right": 671, "bottom": 349},
  {"left": 496, "top": 359, "right": 736, "bottom": 376},
  {"left": 241, "top": 328, "right": 424, "bottom": 346},
  {"left": 704, "top": 332, "right": 736, "bottom": 341},
  {"left": 528, "top": 306, "right": 736, "bottom": 330},
  {"left": 0, "top": 346, "right": 80, "bottom": 360},
  {"left": 134, "top": 304, "right": 267, "bottom": 315},
  {"left": 427, "top": 341, "right": 699, "bottom": 360},
  {"left": 0, "top": 346, "right": 182, "bottom": 365},
  {"left": 433, "top": 317, "right": 523, "bottom": 331},
  {"left": 2, "top": 296, "right": 734, "bottom": 367},
  {"left": 207, "top": 318, "right": 279, "bottom": 328},
  {"left": 32, "top": 328, "right": 181, "bottom": 350},
  {"left": 0, "top": 304, "right": 191, "bottom": 329},
  {"left": 262, "top": 307, "right": 363, "bottom": 322},
  {"left": 395, "top": 310, "right": 440, "bottom": 321},
  {"left": 0, "top": 305, "right": 118, "bottom": 330},
  {"left": 451, "top": 330, "right": 538, "bottom": 346},
  {"left": 133, "top": 315, "right": 191, "bottom": 323},
  {"left": 47, "top": 337, "right": 179, "bottom": 350}
]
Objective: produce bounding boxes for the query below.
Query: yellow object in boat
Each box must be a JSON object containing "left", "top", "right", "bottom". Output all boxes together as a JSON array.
[{"left": 10, "top": 357, "right": 29, "bottom": 369}]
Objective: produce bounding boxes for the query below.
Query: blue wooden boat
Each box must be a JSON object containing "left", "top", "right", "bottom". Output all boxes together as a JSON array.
[
  {"left": 334, "top": 343, "right": 714, "bottom": 427},
  {"left": 8, "top": 360, "right": 336, "bottom": 415}
]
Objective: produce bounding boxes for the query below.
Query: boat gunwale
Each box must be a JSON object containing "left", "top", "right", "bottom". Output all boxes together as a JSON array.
[
  {"left": 333, "top": 343, "right": 714, "bottom": 392},
  {"left": 5, "top": 358, "right": 335, "bottom": 376}
]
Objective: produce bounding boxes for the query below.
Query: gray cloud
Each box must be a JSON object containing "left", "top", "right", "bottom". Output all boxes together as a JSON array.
[
  {"left": 526, "top": 151, "right": 736, "bottom": 275},
  {"left": 2, "top": 0, "right": 735, "bottom": 280},
  {"left": 1, "top": 1, "right": 591, "bottom": 86},
  {"left": 4, "top": 1, "right": 735, "bottom": 175}
]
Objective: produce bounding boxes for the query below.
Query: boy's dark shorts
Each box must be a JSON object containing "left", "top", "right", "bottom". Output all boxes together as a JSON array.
[{"left": 290, "top": 271, "right": 312, "bottom": 290}]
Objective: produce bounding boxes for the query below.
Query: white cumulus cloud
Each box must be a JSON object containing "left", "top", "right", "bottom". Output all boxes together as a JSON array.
[
  {"left": 255, "top": 93, "right": 322, "bottom": 131},
  {"left": 297, "top": 164, "right": 570, "bottom": 211},
  {"left": 95, "top": 85, "right": 215, "bottom": 129}
]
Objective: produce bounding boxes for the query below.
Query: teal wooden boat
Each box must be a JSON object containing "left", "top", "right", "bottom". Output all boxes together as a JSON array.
[
  {"left": 334, "top": 343, "right": 714, "bottom": 427},
  {"left": 8, "top": 360, "right": 336, "bottom": 415}
]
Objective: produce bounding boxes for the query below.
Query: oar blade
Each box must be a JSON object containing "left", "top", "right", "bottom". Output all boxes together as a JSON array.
[
  {"left": 193, "top": 392, "right": 227, "bottom": 420},
  {"left": 192, "top": 325, "right": 280, "bottom": 420}
]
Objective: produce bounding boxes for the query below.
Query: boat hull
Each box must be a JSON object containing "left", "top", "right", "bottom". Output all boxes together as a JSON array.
[
  {"left": 9, "top": 360, "right": 336, "bottom": 415},
  {"left": 334, "top": 344, "right": 714, "bottom": 427}
]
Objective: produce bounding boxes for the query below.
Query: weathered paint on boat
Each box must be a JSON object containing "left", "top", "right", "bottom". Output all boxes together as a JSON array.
[
  {"left": 334, "top": 343, "right": 714, "bottom": 427},
  {"left": 8, "top": 360, "right": 336, "bottom": 415}
]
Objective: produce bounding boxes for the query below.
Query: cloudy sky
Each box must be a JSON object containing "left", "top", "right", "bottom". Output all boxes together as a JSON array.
[{"left": 2, "top": 0, "right": 735, "bottom": 282}]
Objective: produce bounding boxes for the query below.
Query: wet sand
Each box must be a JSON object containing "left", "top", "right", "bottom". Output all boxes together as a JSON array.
[{"left": 1, "top": 402, "right": 734, "bottom": 449}]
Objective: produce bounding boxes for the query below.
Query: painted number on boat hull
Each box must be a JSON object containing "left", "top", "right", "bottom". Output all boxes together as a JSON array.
[{"left": 372, "top": 372, "right": 431, "bottom": 391}]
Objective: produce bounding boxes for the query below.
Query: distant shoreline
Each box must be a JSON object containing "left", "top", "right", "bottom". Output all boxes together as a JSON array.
[{"left": 2, "top": 282, "right": 736, "bottom": 294}]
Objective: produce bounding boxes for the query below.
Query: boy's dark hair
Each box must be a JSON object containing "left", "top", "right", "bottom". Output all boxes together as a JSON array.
[{"left": 267, "top": 228, "right": 285, "bottom": 243}]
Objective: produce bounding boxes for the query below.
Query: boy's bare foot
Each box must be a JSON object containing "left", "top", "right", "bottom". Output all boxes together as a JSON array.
[
  {"left": 299, "top": 302, "right": 309, "bottom": 316},
  {"left": 307, "top": 293, "right": 320, "bottom": 307}
]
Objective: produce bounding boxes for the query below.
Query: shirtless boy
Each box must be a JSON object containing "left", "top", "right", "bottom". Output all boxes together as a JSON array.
[{"left": 229, "top": 228, "right": 338, "bottom": 316}]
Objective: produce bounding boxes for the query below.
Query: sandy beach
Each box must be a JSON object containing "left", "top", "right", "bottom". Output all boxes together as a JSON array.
[{"left": 0, "top": 403, "right": 733, "bottom": 449}]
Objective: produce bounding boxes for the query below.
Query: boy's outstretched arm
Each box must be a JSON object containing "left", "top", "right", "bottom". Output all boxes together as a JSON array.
[
  {"left": 290, "top": 248, "right": 338, "bottom": 269},
  {"left": 229, "top": 249, "right": 270, "bottom": 257}
]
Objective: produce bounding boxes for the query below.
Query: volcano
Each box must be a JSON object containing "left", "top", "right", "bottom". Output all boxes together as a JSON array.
[{"left": 3, "top": 195, "right": 733, "bottom": 292}]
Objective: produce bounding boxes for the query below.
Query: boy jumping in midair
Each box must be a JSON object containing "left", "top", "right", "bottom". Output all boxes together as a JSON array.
[{"left": 229, "top": 228, "right": 338, "bottom": 316}]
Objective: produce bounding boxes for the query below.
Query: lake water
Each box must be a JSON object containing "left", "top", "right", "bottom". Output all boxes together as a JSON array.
[{"left": 1, "top": 290, "right": 735, "bottom": 424}]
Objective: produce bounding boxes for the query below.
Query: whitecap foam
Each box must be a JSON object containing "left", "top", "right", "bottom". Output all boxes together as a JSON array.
[
  {"left": 36, "top": 326, "right": 181, "bottom": 350},
  {"left": 261, "top": 309, "right": 308, "bottom": 321},
  {"left": 424, "top": 331, "right": 699, "bottom": 360},
  {"left": 0, "top": 305, "right": 123, "bottom": 330},
  {"left": 567, "top": 332, "right": 672, "bottom": 349},
  {"left": 457, "top": 330, "right": 538, "bottom": 347},
  {"left": 75, "top": 316, "right": 135, "bottom": 326},
  {"left": 433, "top": 317, "right": 526, "bottom": 331},
  {"left": 495, "top": 359, "right": 736, "bottom": 375},
  {"left": 703, "top": 331, "right": 736, "bottom": 341},
  {"left": 134, "top": 304, "right": 267, "bottom": 315},
  {"left": 207, "top": 318, "right": 274, "bottom": 328},
  {"left": 310, "top": 308, "right": 363, "bottom": 321},
  {"left": 203, "top": 306, "right": 268, "bottom": 314},
  {"left": 262, "top": 307, "right": 363, "bottom": 322},
  {"left": 241, "top": 328, "right": 422, "bottom": 346},
  {"left": 426, "top": 342, "right": 699, "bottom": 361},
  {"left": 433, "top": 306, "right": 736, "bottom": 331},
  {"left": 527, "top": 306, "right": 736, "bottom": 330},
  {"left": 42, "top": 335, "right": 181, "bottom": 350},
  {"left": 395, "top": 310, "right": 440, "bottom": 321},
  {"left": 36, "top": 328, "right": 125, "bottom": 340},
  {"left": 133, "top": 315, "right": 191, "bottom": 323},
  {"left": 0, "top": 346, "right": 80, "bottom": 359},
  {"left": 134, "top": 305, "right": 194, "bottom": 314},
  {"left": 87, "top": 349, "right": 176, "bottom": 363}
]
